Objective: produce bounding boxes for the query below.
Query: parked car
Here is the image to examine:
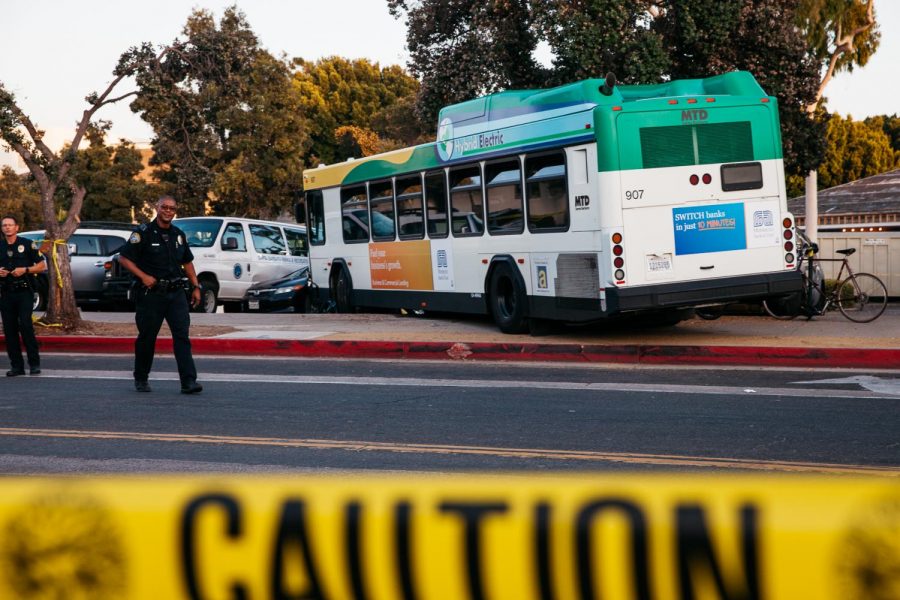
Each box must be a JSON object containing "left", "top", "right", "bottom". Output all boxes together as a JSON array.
[
  {"left": 242, "top": 266, "right": 311, "bottom": 313},
  {"left": 103, "top": 217, "right": 308, "bottom": 313},
  {"left": 19, "top": 222, "right": 136, "bottom": 310}
]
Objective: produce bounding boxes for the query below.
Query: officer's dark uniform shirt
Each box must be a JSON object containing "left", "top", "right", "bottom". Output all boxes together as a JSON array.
[
  {"left": 119, "top": 221, "right": 194, "bottom": 279},
  {"left": 0, "top": 236, "right": 42, "bottom": 289}
]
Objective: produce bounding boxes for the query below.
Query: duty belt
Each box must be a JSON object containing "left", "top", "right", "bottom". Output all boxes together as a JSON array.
[
  {"left": 154, "top": 278, "right": 189, "bottom": 292},
  {"left": 1, "top": 279, "right": 32, "bottom": 291}
]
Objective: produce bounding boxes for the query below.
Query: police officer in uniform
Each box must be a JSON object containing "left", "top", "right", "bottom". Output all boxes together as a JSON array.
[
  {"left": 0, "top": 215, "right": 47, "bottom": 376},
  {"left": 118, "top": 197, "right": 203, "bottom": 393}
]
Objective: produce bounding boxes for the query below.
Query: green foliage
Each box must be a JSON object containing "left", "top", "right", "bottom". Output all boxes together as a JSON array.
[
  {"left": 131, "top": 6, "right": 309, "bottom": 219},
  {"left": 59, "top": 127, "right": 160, "bottom": 222},
  {"left": 0, "top": 166, "right": 42, "bottom": 229},
  {"left": 818, "top": 113, "right": 896, "bottom": 188},
  {"left": 864, "top": 114, "right": 900, "bottom": 159},
  {"left": 799, "top": 0, "right": 880, "bottom": 77},
  {"left": 532, "top": 0, "right": 669, "bottom": 85},
  {"left": 293, "top": 57, "right": 426, "bottom": 164},
  {"left": 388, "top": 0, "right": 546, "bottom": 125}
]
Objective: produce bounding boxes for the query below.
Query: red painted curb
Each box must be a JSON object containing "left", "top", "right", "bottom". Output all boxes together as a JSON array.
[{"left": 12, "top": 336, "right": 900, "bottom": 369}]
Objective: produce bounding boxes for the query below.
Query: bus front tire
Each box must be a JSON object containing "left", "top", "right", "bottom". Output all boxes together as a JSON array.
[
  {"left": 334, "top": 269, "right": 354, "bottom": 313},
  {"left": 489, "top": 263, "right": 529, "bottom": 334}
]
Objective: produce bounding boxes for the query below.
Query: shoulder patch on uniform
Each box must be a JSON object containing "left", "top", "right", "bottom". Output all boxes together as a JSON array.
[
  {"left": 29, "top": 241, "right": 37, "bottom": 250},
  {"left": 129, "top": 232, "right": 141, "bottom": 244}
]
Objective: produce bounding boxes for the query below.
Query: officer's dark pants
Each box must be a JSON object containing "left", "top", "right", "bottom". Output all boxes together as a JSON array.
[
  {"left": 134, "top": 288, "right": 197, "bottom": 384},
  {"left": 0, "top": 289, "right": 40, "bottom": 371}
]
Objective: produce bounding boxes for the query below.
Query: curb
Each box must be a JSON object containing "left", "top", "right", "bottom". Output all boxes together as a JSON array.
[{"left": 19, "top": 336, "right": 900, "bottom": 370}]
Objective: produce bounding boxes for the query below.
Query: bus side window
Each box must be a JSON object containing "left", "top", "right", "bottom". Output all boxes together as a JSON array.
[
  {"left": 449, "top": 165, "right": 484, "bottom": 237},
  {"left": 369, "top": 179, "right": 396, "bottom": 242},
  {"left": 424, "top": 170, "right": 448, "bottom": 239},
  {"left": 397, "top": 174, "right": 425, "bottom": 240},
  {"left": 341, "top": 185, "right": 369, "bottom": 243},
  {"left": 526, "top": 152, "right": 569, "bottom": 232},
  {"left": 485, "top": 158, "right": 524, "bottom": 235}
]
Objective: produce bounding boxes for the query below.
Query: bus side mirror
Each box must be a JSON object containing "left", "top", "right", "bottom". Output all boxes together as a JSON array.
[{"left": 294, "top": 200, "right": 306, "bottom": 225}]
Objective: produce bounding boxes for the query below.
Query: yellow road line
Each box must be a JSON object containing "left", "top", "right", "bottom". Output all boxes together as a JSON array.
[{"left": 1, "top": 427, "right": 896, "bottom": 476}]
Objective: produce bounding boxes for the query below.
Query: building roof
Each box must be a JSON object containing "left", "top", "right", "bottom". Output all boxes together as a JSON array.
[{"left": 788, "top": 169, "right": 900, "bottom": 217}]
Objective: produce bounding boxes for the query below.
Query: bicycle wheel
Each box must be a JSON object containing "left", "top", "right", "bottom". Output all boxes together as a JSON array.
[
  {"left": 762, "top": 294, "right": 800, "bottom": 320},
  {"left": 836, "top": 273, "right": 888, "bottom": 323}
]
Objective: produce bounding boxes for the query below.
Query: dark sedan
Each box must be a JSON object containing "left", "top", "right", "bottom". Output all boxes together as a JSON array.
[{"left": 242, "top": 266, "right": 311, "bottom": 313}]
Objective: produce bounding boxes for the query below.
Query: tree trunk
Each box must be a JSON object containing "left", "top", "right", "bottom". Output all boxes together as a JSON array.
[{"left": 42, "top": 230, "right": 83, "bottom": 330}]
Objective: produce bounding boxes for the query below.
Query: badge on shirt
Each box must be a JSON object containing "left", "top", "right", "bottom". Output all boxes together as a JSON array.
[
  {"left": 17, "top": 245, "right": 24, "bottom": 253},
  {"left": 129, "top": 232, "right": 141, "bottom": 244},
  {"left": 177, "top": 235, "right": 183, "bottom": 247}
]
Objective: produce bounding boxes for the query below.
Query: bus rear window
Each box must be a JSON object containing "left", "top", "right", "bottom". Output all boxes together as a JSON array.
[
  {"left": 640, "top": 122, "right": 753, "bottom": 169},
  {"left": 721, "top": 162, "right": 763, "bottom": 191}
]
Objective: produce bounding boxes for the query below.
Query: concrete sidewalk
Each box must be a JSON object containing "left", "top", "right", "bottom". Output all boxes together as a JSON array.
[{"left": 20, "top": 305, "right": 900, "bottom": 369}]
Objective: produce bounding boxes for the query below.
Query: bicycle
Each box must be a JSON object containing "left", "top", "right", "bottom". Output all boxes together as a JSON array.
[{"left": 762, "top": 239, "right": 888, "bottom": 323}]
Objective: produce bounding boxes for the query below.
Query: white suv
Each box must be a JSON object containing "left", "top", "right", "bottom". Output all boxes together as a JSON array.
[{"left": 20, "top": 222, "right": 135, "bottom": 310}]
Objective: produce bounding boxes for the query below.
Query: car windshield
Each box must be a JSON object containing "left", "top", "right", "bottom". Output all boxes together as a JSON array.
[{"left": 176, "top": 219, "right": 223, "bottom": 248}]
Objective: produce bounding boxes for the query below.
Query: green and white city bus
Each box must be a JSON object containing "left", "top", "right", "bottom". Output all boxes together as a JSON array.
[{"left": 301, "top": 71, "right": 801, "bottom": 332}]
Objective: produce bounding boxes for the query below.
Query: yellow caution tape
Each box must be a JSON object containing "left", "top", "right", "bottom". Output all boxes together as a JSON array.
[
  {"left": 0, "top": 474, "right": 896, "bottom": 599},
  {"left": 38, "top": 238, "right": 67, "bottom": 289}
]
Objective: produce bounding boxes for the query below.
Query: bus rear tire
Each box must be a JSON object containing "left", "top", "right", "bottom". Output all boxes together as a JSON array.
[
  {"left": 334, "top": 268, "right": 354, "bottom": 313},
  {"left": 489, "top": 263, "right": 529, "bottom": 334}
]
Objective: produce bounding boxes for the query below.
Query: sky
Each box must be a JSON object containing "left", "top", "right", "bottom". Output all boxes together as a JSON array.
[{"left": 1, "top": 1, "right": 898, "bottom": 171}]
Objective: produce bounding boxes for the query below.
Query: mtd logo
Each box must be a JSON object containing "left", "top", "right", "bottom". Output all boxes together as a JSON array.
[{"left": 681, "top": 109, "right": 709, "bottom": 122}]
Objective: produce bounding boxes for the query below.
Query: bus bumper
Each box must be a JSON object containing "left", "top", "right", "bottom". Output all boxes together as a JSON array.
[{"left": 609, "top": 269, "right": 803, "bottom": 313}]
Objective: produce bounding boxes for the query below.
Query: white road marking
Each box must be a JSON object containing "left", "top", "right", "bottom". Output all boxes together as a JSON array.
[
  {"left": 33, "top": 369, "right": 894, "bottom": 399},
  {"left": 793, "top": 375, "right": 900, "bottom": 397}
]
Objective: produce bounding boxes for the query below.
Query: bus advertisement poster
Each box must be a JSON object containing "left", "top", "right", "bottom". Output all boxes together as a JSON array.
[
  {"left": 369, "top": 241, "right": 434, "bottom": 290},
  {"left": 673, "top": 202, "right": 747, "bottom": 255}
]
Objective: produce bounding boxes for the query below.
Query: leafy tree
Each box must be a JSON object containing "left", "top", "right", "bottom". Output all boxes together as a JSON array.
[
  {"left": 532, "top": 0, "right": 669, "bottom": 85},
  {"left": 293, "top": 57, "right": 426, "bottom": 164},
  {"left": 334, "top": 126, "right": 384, "bottom": 158},
  {"left": 0, "top": 43, "right": 161, "bottom": 329},
  {"left": 799, "top": 0, "right": 879, "bottom": 114},
  {"left": 388, "top": 0, "right": 545, "bottom": 125},
  {"left": 796, "top": 0, "right": 879, "bottom": 238},
  {"left": 865, "top": 114, "right": 900, "bottom": 158},
  {"left": 131, "top": 7, "right": 309, "bottom": 219},
  {"left": 819, "top": 114, "right": 897, "bottom": 188},
  {"left": 61, "top": 126, "right": 160, "bottom": 222},
  {"left": 0, "top": 167, "right": 42, "bottom": 229}
]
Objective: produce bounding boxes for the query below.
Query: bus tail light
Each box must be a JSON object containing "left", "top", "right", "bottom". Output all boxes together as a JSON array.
[
  {"left": 611, "top": 232, "right": 625, "bottom": 283},
  {"left": 782, "top": 216, "right": 796, "bottom": 267}
]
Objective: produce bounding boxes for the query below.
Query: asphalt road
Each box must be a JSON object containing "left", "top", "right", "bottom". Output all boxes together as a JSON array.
[{"left": 0, "top": 353, "right": 897, "bottom": 475}]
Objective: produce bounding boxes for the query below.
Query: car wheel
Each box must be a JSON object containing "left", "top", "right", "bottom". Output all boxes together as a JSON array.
[
  {"left": 32, "top": 286, "right": 47, "bottom": 312},
  {"left": 198, "top": 283, "right": 217, "bottom": 313}
]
